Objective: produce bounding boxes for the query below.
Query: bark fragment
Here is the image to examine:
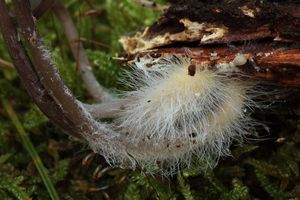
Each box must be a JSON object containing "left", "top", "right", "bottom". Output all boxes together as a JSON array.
[{"left": 120, "top": 1, "right": 300, "bottom": 86}]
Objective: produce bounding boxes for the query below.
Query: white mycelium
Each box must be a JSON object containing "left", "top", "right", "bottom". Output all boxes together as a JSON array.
[{"left": 89, "top": 54, "right": 257, "bottom": 175}]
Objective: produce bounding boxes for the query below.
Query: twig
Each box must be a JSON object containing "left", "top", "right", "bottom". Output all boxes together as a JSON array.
[
  {"left": 52, "top": 0, "right": 115, "bottom": 102},
  {"left": 0, "top": 58, "right": 14, "bottom": 70},
  {"left": 0, "top": 0, "right": 82, "bottom": 138},
  {"left": 79, "top": 37, "right": 110, "bottom": 49}
]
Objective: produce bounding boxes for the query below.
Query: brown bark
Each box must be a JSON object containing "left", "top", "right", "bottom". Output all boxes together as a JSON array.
[{"left": 120, "top": 1, "right": 300, "bottom": 87}]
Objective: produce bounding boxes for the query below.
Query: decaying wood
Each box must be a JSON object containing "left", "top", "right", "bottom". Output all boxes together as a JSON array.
[
  {"left": 120, "top": 1, "right": 300, "bottom": 87},
  {"left": 130, "top": 45, "right": 300, "bottom": 86}
]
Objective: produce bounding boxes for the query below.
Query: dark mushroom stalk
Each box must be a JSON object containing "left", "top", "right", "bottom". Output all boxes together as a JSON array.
[
  {"left": 11, "top": 0, "right": 99, "bottom": 137},
  {"left": 0, "top": 0, "right": 80, "bottom": 138}
]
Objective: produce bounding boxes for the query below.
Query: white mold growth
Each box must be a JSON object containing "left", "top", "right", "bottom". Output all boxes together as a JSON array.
[
  {"left": 216, "top": 53, "right": 248, "bottom": 73},
  {"left": 88, "top": 54, "right": 259, "bottom": 175},
  {"left": 232, "top": 53, "right": 248, "bottom": 66}
]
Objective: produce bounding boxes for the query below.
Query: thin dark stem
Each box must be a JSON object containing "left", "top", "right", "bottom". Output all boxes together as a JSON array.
[
  {"left": 12, "top": 0, "right": 100, "bottom": 137},
  {"left": 0, "top": 0, "right": 81, "bottom": 138},
  {"left": 52, "top": 0, "right": 115, "bottom": 102}
]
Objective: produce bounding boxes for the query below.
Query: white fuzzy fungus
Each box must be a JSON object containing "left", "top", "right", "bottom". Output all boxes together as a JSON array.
[{"left": 88, "top": 55, "right": 258, "bottom": 175}]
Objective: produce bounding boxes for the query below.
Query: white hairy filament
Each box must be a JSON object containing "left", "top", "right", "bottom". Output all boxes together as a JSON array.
[{"left": 88, "top": 55, "right": 257, "bottom": 175}]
